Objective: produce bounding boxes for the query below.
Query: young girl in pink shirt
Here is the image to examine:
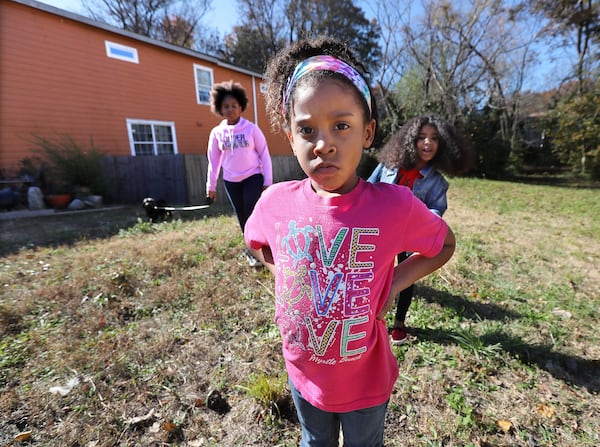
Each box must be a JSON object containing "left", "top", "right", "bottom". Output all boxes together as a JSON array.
[{"left": 244, "top": 37, "right": 455, "bottom": 446}]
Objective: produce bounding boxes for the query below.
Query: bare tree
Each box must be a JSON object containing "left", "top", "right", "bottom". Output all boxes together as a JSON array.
[
  {"left": 221, "top": 0, "right": 381, "bottom": 74},
  {"left": 159, "top": 14, "right": 194, "bottom": 48},
  {"left": 528, "top": 0, "right": 599, "bottom": 93},
  {"left": 219, "top": 0, "right": 286, "bottom": 71},
  {"left": 359, "top": 1, "right": 412, "bottom": 134},
  {"left": 370, "top": 0, "right": 539, "bottom": 149},
  {"left": 83, "top": 0, "right": 211, "bottom": 49},
  {"left": 284, "top": 0, "right": 381, "bottom": 71}
]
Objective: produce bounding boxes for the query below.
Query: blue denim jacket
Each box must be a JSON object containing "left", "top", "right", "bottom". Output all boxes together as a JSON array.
[{"left": 367, "top": 163, "right": 448, "bottom": 216}]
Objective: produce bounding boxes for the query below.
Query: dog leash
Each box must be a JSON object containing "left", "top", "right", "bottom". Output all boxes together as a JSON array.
[
  {"left": 143, "top": 196, "right": 213, "bottom": 212},
  {"left": 152, "top": 204, "right": 210, "bottom": 211}
]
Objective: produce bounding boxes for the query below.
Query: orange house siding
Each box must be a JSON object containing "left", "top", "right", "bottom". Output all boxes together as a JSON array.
[{"left": 0, "top": 0, "right": 288, "bottom": 174}]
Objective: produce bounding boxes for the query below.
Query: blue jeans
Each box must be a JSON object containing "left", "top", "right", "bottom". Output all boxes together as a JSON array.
[
  {"left": 289, "top": 379, "right": 388, "bottom": 447},
  {"left": 223, "top": 173, "right": 264, "bottom": 232}
]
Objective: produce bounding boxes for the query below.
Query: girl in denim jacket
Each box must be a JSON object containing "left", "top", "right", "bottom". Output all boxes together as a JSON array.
[{"left": 368, "top": 114, "right": 474, "bottom": 344}]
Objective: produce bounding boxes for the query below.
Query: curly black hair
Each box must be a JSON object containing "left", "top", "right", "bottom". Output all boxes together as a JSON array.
[
  {"left": 377, "top": 115, "right": 475, "bottom": 176},
  {"left": 210, "top": 80, "right": 248, "bottom": 117},
  {"left": 263, "top": 36, "right": 377, "bottom": 140}
]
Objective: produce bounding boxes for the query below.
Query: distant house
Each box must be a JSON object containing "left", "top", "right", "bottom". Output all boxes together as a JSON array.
[{"left": 0, "top": 0, "right": 291, "bottom": 192}]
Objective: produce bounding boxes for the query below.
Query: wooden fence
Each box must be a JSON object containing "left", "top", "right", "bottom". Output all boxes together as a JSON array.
[{"left": 100, "top": 154, "right": 306, "bottom": 205}]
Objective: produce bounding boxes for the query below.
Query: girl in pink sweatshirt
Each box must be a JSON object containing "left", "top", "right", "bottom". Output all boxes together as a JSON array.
[{"left": 206, "top": 80, "right": 272, "bottom": 266}]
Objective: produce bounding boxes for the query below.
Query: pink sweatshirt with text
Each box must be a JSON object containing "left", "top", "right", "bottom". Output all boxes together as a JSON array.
[{"left": 206, "top": 117, "right": 273, "bottom": 192}]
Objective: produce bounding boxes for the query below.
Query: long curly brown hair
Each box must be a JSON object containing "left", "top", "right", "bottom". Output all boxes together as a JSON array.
[
  {"left": 210, "top": 80, "right": 248, "bottom": 117},
  {"left": 377, "top": 115, "right": 475, "bottom": 176},
  {"left": 263, "top": 36, "right": 378, "bottom": 141}
]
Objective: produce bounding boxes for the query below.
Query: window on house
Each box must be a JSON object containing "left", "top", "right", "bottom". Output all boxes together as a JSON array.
[
  {"left": 126, "top": 120, "right": 178, "bottom": 156},
  {"left": 105, "top": 41, "right": 139, "bottom": 63},
  {"left": 194, "top": 64, "right": 213, "bottom": 104}
]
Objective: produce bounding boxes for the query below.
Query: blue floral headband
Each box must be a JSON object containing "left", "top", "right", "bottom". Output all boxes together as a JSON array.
[{"left": 282, "top": 55, "right": 372, "bottom": 116}]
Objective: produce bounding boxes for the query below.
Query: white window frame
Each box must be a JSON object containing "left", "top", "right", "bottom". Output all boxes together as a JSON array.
[
  {"left": 194, "top": 64, "right": 214, "bottom": 105},
  {"left": 126, "top": 119, "right": 178, "bottom": 156},
  {"left": 105, "top": 41, "right": 139, "bottom": 64}
]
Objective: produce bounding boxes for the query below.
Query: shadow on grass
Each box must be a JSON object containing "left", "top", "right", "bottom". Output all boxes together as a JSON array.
[
  {"left": 416, "top": 285, "right": 522, "bottom": 321},
  {"left": 411, "top": 285, "right": 600, "bottom": 393}
]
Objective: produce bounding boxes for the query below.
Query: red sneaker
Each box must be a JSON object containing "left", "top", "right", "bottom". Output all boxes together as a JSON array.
[{"left": 390, "top": 327, "right": 408, "bottom": 345}]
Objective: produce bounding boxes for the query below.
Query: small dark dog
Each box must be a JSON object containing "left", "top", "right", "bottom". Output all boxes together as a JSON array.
[{"left": 143, "top": 197, "right": 173, "bottom": 223}]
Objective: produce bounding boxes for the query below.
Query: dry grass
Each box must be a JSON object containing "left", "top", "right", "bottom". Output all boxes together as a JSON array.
[{"left": 1, "top": 178, "right": 599, "bottom": 447}]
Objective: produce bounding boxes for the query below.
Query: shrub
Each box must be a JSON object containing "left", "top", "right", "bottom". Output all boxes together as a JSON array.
[{"left": 30, "top": 133, "right": 106, "bottom": 194}]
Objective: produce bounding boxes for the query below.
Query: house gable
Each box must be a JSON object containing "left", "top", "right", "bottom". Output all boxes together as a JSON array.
[{"left": 0, "top": 0, "right": 288, "bottom": 174}]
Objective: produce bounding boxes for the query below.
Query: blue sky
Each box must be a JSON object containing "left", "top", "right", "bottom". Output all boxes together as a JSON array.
[
  {"left": 38, "top": 0, "right": 238, "bottom": 29},
  {"left": 37, "top": 0, "right": 571, "bottom": 92}
]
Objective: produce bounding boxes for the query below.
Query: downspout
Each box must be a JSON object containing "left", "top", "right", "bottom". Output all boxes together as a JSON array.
[{"left": 252, "top": 77, "right": 258, "bottom": 124}]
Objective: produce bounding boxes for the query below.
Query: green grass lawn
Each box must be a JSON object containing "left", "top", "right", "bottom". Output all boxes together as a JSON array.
[{"left": 0, "top": 178, "right": 598, "bottom": 446}]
